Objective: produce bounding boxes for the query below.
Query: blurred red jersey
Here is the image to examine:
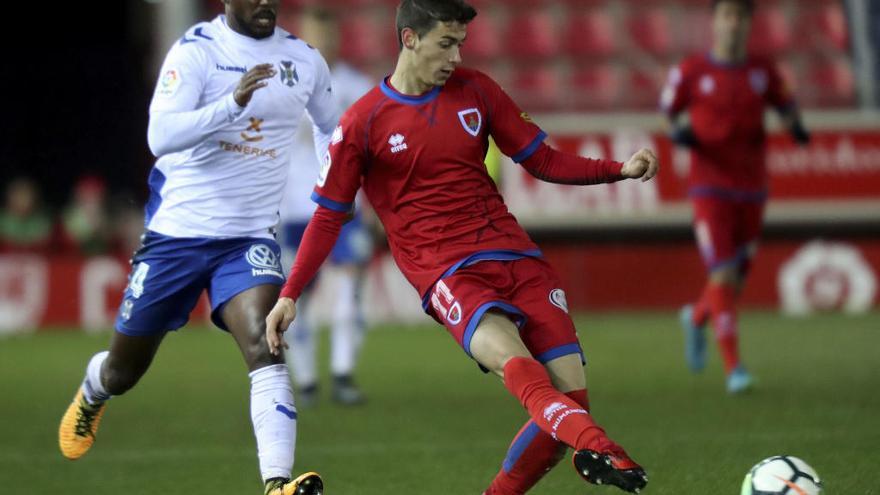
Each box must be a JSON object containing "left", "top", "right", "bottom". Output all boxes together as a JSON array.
[
  {"left": 312, "top": 68, "right": 545, "bottom": 300},
  {"left": 661, "top": 54, "right": 794, "bottom": 197}
]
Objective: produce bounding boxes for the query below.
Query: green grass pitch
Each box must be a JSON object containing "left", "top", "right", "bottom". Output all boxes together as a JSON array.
[{"left": 1, "top": 311, "right": 877, "bottom": 494}]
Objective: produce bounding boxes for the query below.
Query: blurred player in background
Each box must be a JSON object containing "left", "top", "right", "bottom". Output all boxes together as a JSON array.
[
  {"left": 661, "top": 0, "right": 810, "bottom": 393},
  {"left": 58, "top": 1, "right": 334, "bottom": 493},
  {"left": 279, "top": 8, "right": 374, "bottom": 407},
  {"left": 266, "top": 0, "right": 659, "bottom": 493}
]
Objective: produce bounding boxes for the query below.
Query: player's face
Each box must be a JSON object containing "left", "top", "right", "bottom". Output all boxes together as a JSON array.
[
  {"left": 224, "top": 0, "right": 280, "bottom": 39},
  {"left": 712, "top": 2, "right": 752, "bottom": 53},
  {"left": 412, "top": 21, "right": 467, "bottom": 87}
]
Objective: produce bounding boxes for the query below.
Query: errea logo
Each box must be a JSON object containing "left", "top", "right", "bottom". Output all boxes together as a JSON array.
[{"left": 388, "top": 133, "right": 408, "bottom": 153}]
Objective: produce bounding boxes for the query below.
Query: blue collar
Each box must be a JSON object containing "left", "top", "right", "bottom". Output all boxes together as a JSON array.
[{"left": 380, "top": 77, "right": 441, "bottom": 105}]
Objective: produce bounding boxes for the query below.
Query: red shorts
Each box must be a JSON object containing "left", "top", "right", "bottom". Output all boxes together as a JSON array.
[
  {"left": 426, "top": 257, "right": 583, "bottom": 365},
  {"left": 692, "top": 197, "right": 765, "bottom": 271}
]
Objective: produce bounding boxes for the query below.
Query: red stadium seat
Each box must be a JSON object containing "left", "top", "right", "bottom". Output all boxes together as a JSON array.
[
  {"left": 627, "top": 8, "right": 675, "bottom": 57},
  {"left": 748, "top": 6, "right": 792, "bottom": 56},
  {"left": 462, "top": 14, "right": 500, "bottom": 61},
  {"left": 509, "top": 65, "right": 563, "bottom": 111},
  {"left": 564, "top": 10, "right": 617, "bottom": 59},
  {"left": 678, "top": 10, "right": 713, "bottom": 54},
  {"left": 339, "top": 17, "right": 385, "bottom": 65},
  {"left": 807, "top": 58, "right": 856, "bottom": 107},
  {"left": 570, "top": 65, "right": 620, "bottom": 110},
  {"left": 505, "top": 10, "right": 559, "bottom": 59},
  {"left": 797, "top": 2, "right": 850, "bottom": 52},
  {"left": 626, "top": 65, "right": 666, "bottom": 109}
]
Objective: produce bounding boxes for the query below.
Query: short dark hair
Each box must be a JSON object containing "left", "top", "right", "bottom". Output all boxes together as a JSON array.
[
  {"left": 712, "top": 0, "right": 755, "bottom": 14},
  {"left": 396, "top": 0, "right": 477, "bottom": 48}
]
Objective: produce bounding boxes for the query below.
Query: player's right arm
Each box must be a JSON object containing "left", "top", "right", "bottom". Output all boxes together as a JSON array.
[
  {"left": 146, "top": 41, "right": 274, "bottom": 156},
  {"left": 660, "top": 61, "right": 698, "bottom": 148},
  {"left": 266, "top": 109, "right": 366, "bottom": 355}
]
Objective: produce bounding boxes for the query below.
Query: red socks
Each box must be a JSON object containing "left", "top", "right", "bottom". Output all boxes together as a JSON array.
[
  {"left": 485, "top": 389, "right": 591, "bottom": 495},
  {"left": 692, "top": 283, "right": 712, "bottom": 328},
  {"left": 502, "top": 357, "right": 603, "bottom": 451},
  {"left": 707, "top": 284, "right": 740, "bottom": 373}
]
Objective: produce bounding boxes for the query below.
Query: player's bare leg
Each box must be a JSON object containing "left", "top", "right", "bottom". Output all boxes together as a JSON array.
[
  {"left": 59, "top": 332, "right": 164, "bottom": 460},
  {"left": 223, "top": 285, "right": 322, "bottom": 495},
  {"left": 471, "top": 312, "right": 646, "bottom": 493}
]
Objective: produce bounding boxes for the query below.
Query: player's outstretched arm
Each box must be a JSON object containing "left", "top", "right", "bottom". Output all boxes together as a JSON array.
[
  {"left": 520, "top": 143, "right": 627, "bottom": 185},
  {"left": 266, "top": 205, "right": 348, "bottom": 356},
  {"left": 620, "top": 148, "right": 660, "bottom": 182}
]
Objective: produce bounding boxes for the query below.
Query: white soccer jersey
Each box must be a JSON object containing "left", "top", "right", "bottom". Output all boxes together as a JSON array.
[
  {"left": 145, "top": 15, "right": 339, "bottom": 239},
  {"left": 281, "top": 62, "right": 374, "bottom": 223}
]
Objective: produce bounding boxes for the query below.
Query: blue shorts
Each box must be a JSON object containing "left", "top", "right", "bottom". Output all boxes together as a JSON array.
[
  {"left": 114, "top": 231, "right": 285, "bottom": 336},
  {"left": 282, "top": 213, "right": 372, "bottom": 265}
]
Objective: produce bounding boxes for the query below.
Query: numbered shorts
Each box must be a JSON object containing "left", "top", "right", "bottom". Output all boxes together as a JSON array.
[
  {"left": 692, "top": 197, "right": 766, "bottom": 273},
  {"left": 114, "top": 231, "right": 285, "bottom": 336},
  {"left": 426, "top": 257, "right": 584, "bottom": 366}
]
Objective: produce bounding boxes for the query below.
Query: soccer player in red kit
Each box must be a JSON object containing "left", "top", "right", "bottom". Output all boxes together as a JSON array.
[
  {"left": 266, "top": 0, "right": 658, "bottom": 493},
  {"left": 661, "top": 0, "right": 810, "bottom": 393}
]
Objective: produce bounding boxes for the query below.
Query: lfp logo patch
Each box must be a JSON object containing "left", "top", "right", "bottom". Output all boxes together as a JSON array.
[
  {"left": 157, "top": 69, "right": 181, "bottom": 97},
  {"left": 549, "top": 288, "right": 569, "bottom": 314},
  {"left": 457, "top": 108, "right": 482, "bottom": 137}
]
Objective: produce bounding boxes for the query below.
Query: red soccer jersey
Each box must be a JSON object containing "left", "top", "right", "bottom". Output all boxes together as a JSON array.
[
  {"left": 312, "top": 68, "right": 548, "bottom": 300},
  {"left": 661, "top": 54, "right": 794, "bottom": 196}
]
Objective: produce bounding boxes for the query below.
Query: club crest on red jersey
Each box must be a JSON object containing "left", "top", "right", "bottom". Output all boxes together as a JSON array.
[{"left": 457, "top": 108, "right": 482, "bottom": 137}]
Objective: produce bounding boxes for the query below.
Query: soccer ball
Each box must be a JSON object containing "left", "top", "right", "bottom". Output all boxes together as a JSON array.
[{"left": 741, "top": 455, "right": 823, "bottom": 495}]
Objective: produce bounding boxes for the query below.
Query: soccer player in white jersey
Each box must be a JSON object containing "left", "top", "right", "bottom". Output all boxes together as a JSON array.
[
  {"left": 279, "top": 8, "right": 375, "bottom": 407},
  {"left": 58, "top": 1, "right": 332, "bottom": 494}
]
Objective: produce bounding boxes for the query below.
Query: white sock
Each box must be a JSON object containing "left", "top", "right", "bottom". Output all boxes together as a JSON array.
[
  {"left": 250, "top": 364, "right": 296, "bottom": 481},
  {"left": 284, "top": 298, "right": 318, "bottom": 387},
  {"left": 81, "top": 351, "right": 110, "bottom": 405},
  {"left": 331, "top": 274, "right": 365, "bottom": 377}
]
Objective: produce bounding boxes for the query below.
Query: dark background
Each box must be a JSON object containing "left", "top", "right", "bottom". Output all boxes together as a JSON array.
[{"left": 2, "top": 2, "right": 153, "bottom": 207}]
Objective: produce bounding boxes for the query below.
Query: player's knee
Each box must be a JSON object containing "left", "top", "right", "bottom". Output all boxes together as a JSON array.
[{"left": 243, "top": 323, "right": 280, "bottom": 370}]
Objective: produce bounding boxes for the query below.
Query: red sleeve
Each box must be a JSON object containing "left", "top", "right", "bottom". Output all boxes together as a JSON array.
[
  {"left": 475, "top": 72, "right": 547, "bottom": 163},
  {"left": 520, "top": 143, "right": 624, "bottom": 185},
  {"left": 660, "top": 61, "right": 690, "bottom": 116},
  {"left": 310, "top": 109, "right": 366, "bottom": 213},
  {"left": 766, "top": 61, "right": 795, "bottom": 110},
  {"left": 279, "top": 206, "right": 348, "bottom": 301}
]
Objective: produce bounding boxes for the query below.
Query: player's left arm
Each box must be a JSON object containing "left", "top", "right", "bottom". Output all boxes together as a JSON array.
[
  {"left": 520, "top": 144, "right": 659, "bottom": 184},
  {"left": 477, "top": 72, "right": 659, "bottom": 184},
  {"left": 305, "top": 52, "right": 341, "bottom": 166},
  {"left": 767, "top": 62, "right": 810, "bottom": 145}
]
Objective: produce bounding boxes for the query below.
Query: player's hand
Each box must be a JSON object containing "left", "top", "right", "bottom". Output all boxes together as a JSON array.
[
  {"left": 621, "top": 148, "right": 660, "bottom": 182},
  {"left": 670, "top": 125, "right": 699, "bottom": 148},
  {"left": 791, "top": 121, "right": 811, "bottom": 145},
  {"left": 265, "top": 297, "right": 296, "bottom": 356},
  {"left": 234, "top": 63, "right": 275, "bottom": 108}
]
